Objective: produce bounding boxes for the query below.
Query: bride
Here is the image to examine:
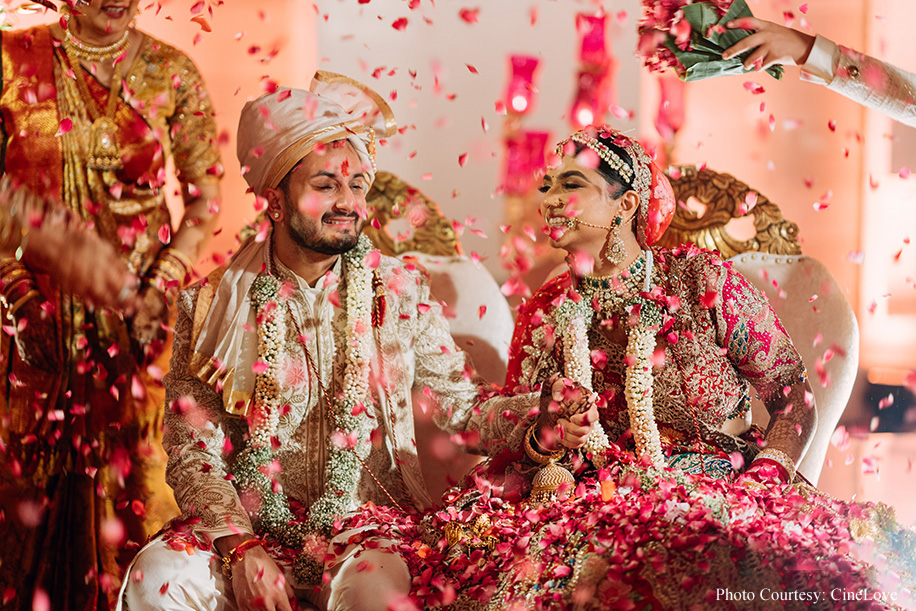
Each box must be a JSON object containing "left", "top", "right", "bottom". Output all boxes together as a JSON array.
[{"left": 343, "top": 125, "right": 914, "bottom": 610}]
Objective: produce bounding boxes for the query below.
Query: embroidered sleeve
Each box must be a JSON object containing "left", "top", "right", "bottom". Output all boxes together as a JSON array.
[
  {"left": 713, "top": 260, "right": 807, "bottom": 408},
  {"left": 409, "top": 270, "right": 536, "bottom": 456},
  {"left": 167, "top": 52, "right": 223, "bottom": 185},
  {"left": 801, "top": 35, "right": 916, "bottom": 128},
  {"left": 163, "top": 287, "right": 253, "bottom": 539},
  {"left": 505, "top": 276, "right": 566, "bottom": 391}
]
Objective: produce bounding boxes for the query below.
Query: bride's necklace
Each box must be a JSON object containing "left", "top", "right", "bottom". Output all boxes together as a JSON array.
[
  {"left": 577, "top": 253, "right": 647, "bottom": 314},
  {"left": 63, "top": 30, "right": 132, "bottom": 171}
]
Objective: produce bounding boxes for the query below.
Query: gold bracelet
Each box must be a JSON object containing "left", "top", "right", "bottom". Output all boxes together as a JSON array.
[
  {"left": 6, "top": 289, "right": 39, "bottom": 319},
  {"left": 752, "top": 448, "right": 797, "bottom": 482},
  {"left": 524, "top": 423, "right": 566, "bottom": 465},
  {"left": 220, "top": 537, "right": 265, "bottom": 580}
]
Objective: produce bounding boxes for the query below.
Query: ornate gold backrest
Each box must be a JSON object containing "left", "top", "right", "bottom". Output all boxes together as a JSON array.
[
  {"left": 364, "top": 171, "right": 462, "bottom": 257},
  {"left": 656, "top": 165, "right": 802, "bottom": 257}
]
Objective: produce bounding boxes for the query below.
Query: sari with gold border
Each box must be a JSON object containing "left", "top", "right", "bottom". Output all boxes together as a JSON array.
[{"left": 0, "top": 24, "right": 221, "bottom": 610}]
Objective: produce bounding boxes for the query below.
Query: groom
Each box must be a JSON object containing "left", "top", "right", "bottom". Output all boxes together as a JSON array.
[{"left": 119, "top": 85, "right": 550, "bottom": 611}]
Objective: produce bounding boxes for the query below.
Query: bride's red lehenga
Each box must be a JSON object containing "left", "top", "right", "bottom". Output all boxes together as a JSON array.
[{"left": 341, "top": 129, "right": 916, "bottom": 610}]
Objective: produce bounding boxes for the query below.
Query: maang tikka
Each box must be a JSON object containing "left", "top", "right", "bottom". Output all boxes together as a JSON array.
[{"left": 605, "top": 213, "right": 625, "bottom": 266}]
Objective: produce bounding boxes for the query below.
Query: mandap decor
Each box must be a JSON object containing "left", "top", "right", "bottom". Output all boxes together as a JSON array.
[{"left": 569, "top": 12, "right": 616, "bottom": 128}]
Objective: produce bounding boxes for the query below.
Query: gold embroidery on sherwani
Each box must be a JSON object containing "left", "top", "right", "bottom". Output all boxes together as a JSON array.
[{"left": 165, "top": 252, "right": 538, "bottom": 545}]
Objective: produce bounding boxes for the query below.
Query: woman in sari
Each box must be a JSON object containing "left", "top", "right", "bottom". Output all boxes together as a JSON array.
[
  {"left": 0, "top": 0, "right": 222, "bottom": 608},
  {"left": 342, "top": 126, "right": 914, "bottom": 610}
]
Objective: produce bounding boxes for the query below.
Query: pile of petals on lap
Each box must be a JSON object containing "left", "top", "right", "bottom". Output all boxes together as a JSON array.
[{"left": 337, "top": 443, "right": 915, "bottom": 610}]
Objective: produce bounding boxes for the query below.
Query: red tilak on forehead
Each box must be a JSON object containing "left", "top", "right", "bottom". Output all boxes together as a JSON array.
[{"left": 340, "top": 158, "right": 350, "bottom": 177}]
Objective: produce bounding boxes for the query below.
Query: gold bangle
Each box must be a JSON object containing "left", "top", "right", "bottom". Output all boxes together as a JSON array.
[
  {"left": 752, "top": 448, "right": 797, "bottom": 482},
  {"left": 6, "top": 289, "right": 39, "bottom": 319},
  {"left": 0, "top": 260, "right": 29, "bottom": 281},
  {"left": 524, "top": 423, "right": 566, "bottom": 465},
  {"left": 3, "top": 275, "right": 35, "bottom": 301},
  {"left": 161, "top": 247, "right": 193, "bottom": 271}
]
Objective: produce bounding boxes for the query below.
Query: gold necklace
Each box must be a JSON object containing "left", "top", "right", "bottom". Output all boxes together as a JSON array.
[
  {"left": 577, "top": 253, "right": 647, "bottom": 313},
  {"left": 63, "top": 27, "right": 131, "bottom": 62},
  {"left": 63, "top": 41, "right": 129, "bottom": 171}
]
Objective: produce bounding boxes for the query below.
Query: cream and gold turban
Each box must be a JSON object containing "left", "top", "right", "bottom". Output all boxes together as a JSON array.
[{"left": 237, "top": 71, "right": 396, "bottom": 195}]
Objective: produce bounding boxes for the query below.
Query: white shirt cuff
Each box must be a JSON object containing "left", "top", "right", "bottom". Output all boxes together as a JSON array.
[{"left": 800, "top": 35, "right": 837, "bottom": 85}]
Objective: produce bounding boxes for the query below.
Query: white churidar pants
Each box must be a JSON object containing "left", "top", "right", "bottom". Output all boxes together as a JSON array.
[{"left": 118, "top": 529, "right": 411, "bottom": 611}]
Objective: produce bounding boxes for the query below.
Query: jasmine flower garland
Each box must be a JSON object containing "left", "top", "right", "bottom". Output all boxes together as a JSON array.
[
  {"left": 560, "top": 250, "right": 665, "bottom": 468},
  {"left": 232, "top": 234, "right": 376, "bottom": 584}
]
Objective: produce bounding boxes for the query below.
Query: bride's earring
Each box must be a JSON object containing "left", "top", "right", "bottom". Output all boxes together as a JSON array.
[{"left": 604, "top": 213, "right": 625, "bottom": 266}]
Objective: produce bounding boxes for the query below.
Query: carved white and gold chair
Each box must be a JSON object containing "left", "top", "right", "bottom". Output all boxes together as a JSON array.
[
  {"left": 365, "top": 172, "right": 514, "bottom": 500},
  {"left": 658, "top": 165, "right": 859, "bottom": 485}
]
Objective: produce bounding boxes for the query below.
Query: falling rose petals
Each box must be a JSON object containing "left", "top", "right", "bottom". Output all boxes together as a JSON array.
[
  {"left": 56, "top": 118, "right": 73, "bottom": 136},
  {"left": 364, "top": 249, "right": 381, "bottom": 269},
  {"left": 813, "top": 202, "right": 829, "bottom": 212},
  {"left": 904, "top": 371, "right": 916, "bottom": 394},
  {"left": 899, "top": 167, "right": 911, "bottom": 179},
  {"left": 458, "top": 8, "right": 480, "bottom": 24},
  {"left": 158, "top": 224, "right": 171, "bottom": 245},
  {"left": 828, "top": 119, "right": 837, "bottom": 132},
  {"left": 392, "top": 17, "right": 408, "bottom": 31},
  {"left": 17, "top": 499, "right": 45, "bottom": 527},
  {"left": 738, "top": 191, "right": 758, "bottom": 215},
  {"left": 743, "top": 81, "right": 765, "bottom": 95},
  {"left": 2, "top": 588, "right": 14, "bottom": 605},
  {"left": 576, "top": 148, "right": 600, "bottom": 169},
  {"left": 878, "top": 394, "right": 894, "bottom": 410},
  {"left": 190, "top": 15, "right": 212, "bottom": 31},
  {"left": 252, "top": 360, "right": 269, "bottom": 374},
  {"left": 831, "top": 425, "right": 850, "bottom": 451},
  {"left": 768, "top": 114, "right": 776, "bottom": 132},
  {"left": 32, "top": 590, "right": 50, "bottom": 611},
  {"left": 500, "top": 275, "right": 530, "bottom": 297},
  {"left": 458, "top": 153, "right": 468, "bottom": 167},
  {"left": 729, "top": 452, "right": 745, "bottom": 470},
  {"left": 477, "top": 305, "right": 487, "bottom": 319},
  {"left": 869, "top": 174, "right": 880, "bottom": 189},
  {"left": 466, "top": 64, "right": 479, "bottom": 75},
  {"left": 569, "top": 251, "right": 595, "bottom": 276},
  {"left": 100, "top": 517, "right": 126, "bottom": 545},
  {"left": 799, "top": 3, "right": 808, "bottom": 13}
]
